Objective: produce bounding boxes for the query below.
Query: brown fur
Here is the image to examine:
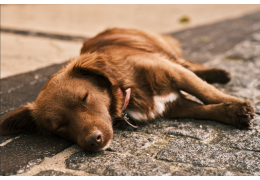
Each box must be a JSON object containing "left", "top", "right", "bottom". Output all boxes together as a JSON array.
[{"left": 0, "top": 28, "right": 255, "bottom": 152}]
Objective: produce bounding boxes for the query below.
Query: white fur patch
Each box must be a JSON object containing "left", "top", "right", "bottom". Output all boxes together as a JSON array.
[
  {"left": 125, "top": 92, "right": 178, "bottom": 121},
  {"left": 152, "top": 93, "right": 178, "bottom": 117}
]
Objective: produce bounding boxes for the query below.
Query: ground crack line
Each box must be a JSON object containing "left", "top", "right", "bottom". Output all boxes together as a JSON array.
[
  {"left": 0, "top": 76, "right": 49, "bottom": 95},
  {"left": 1, "top": 27, "right": 88, "bottom": 42}
]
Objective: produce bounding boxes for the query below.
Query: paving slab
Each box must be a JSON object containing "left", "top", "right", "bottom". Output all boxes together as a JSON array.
[
  {"left": 0, "top": 33, "right": 82, "bottom": 78},
  {"left": 18, "top": 145, "right": 91, "bottom": 176},
  {"left": 134, "top": 118, "right": 218, "bottom": 141},
  {"left": 0, "top": 63, "right": 67, "bottom": 115},
  {"left": 1, "top": 11, "right": 260, "bottom": 176},
  {"left": 172, "top": 11, "right": 260, "bottom": 63},
  {"left": 107, "top": 130, "right": 157, "bottom": 154},
  {"left": 211, "top": 127, "right": 260, "bottom": 152},
  {"left": 0, "top": 134, "right": 18, "bottom": 144},
  {"left": 0, "top": 134, "right": 72, "bottom": 176},
  {"left": 171, "top": 166, "right": 236, "bottom": 176},
  {"left": 35, "top": 170, "right": 74, "bottom": 176},
  {"left": 156, "top": 139, "right": 260, "bottom": 175},
  {"left": 66, "top": 150, "right": 171, "bottom": 176}
]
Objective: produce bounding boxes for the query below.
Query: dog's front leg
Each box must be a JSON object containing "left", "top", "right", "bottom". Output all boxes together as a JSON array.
[
  {"left": 176, "top": 58, "right": 231, "bottom": 84},
  {"left": 163, "top": 94, "right": 254, "bottom": 129}
]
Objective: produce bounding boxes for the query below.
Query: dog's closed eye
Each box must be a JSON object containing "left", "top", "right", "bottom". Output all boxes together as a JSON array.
[{"left": 82, "top": 93, "right": 88, "bottom": 107}]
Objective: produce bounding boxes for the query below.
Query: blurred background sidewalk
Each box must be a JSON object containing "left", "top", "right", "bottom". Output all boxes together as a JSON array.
[{"left": 1, "top": 4, "right": 260, "bottom": 78}]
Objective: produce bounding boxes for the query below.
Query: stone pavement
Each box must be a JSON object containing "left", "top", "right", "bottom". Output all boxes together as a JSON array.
[{"left": 1, "top": 10, "right": 260, "bottom": 176}]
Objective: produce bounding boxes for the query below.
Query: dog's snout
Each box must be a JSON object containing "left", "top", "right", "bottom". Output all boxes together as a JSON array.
[{"left": 86, "top": 130, "right": 103, "bottom": 150}]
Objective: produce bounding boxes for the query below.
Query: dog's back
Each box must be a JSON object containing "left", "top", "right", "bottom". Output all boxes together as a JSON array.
[{"left": 80, "top": 28, "right": 182, "bottom": 60}]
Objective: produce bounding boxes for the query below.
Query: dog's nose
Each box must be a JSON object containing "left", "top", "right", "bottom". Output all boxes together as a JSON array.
[{"left": 86, "top": 130, "right": 103, "bottom": 150}]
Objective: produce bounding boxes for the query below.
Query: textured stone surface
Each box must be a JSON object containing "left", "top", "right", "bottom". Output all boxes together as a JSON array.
[
  {"left": 211, "top": 60, "right": 260, "bottom": 99},
  {"left": 0, "top": 135, "right": 17, "bottom": 144},
  {"left": 226, "top": 33, "right": 260, "bottom": 60},
  {"left": 107, "top": 130, "right": 157, "bottom": 154},
  {"left": 0, "top": 134, "right": 73, "bottom": 176},
  {"left": 172, "top": 166, "right": 235, "bottom": 176},
  {"left": 135, "top": 118, "right": 217, "bottom": 141},
  {"left": 35, "top": 170, "right": 74, "bottom": 176},
  {"left": 0, "top": 63, "right": 66, "bottom": 115},
  {"left": 156, "top": 139, "right": 260, "bottom": 175},
  {"left": 252, "top": 115, "right": 260, "bottom": 130},
  {"left": 164, "top": 121, "right": 214, "bottom": 140},
  {"left": 210, "top": 122, "right": 260, "bottom": 151},
  {"left": 66, "top": 151, "right": 171, "bottom": 176},
  {"left": 172, "top": 11, "right": 260, "bottom": 63}
]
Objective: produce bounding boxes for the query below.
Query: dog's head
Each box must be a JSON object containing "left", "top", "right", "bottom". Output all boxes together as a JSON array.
[{"left": 0, "top": 53, "right": 125, "bottom": 152}]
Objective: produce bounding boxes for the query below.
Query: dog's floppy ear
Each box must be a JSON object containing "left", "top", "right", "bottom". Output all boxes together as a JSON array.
[
  {"left": 0, "top": 103, "right": 37, "bottom": 135},
  {"left": 68, "top": 53, "right": 122, "bottom": 86}
]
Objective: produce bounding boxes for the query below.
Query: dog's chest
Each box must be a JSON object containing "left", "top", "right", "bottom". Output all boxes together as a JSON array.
[{"left": 125, "top": 92, "right": 178, "bottom": 121}]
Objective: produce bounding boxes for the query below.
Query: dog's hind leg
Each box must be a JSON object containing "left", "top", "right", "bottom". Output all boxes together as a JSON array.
[
  {"left": 163, "top": 94, "right": 254, "bottom": 129},
  {"left": 160, "top": 35, "right": 231, "bottom": 84},
  {"left": 193, "top": 68, "right": 231, "bottom": 84},
  {"left": 176, "top": 58, "right": 231, "bottom": 84}
]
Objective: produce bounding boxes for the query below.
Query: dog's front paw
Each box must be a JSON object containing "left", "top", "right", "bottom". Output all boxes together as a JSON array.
[{"left": 225, "top": 101, "right": 255, "bottom": 129}]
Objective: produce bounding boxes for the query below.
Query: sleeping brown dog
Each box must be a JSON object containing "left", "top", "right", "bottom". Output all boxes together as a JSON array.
[{"left": 0, "top": 28, "right": 255, "bottom": 152}]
